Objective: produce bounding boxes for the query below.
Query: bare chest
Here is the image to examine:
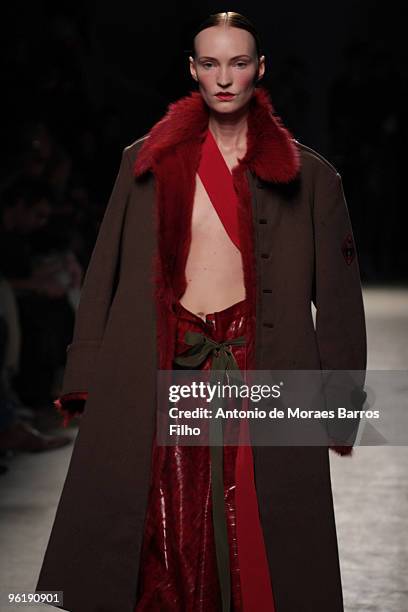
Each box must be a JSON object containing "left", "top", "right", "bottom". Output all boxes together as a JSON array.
[{"left": 179, "top": 171, "right": 245, "bottom": 318}]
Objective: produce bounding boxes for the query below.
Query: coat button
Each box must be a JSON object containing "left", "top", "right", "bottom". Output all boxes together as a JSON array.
[
  {"left": 263, "top": 322, "right": 274, "bottom": 328},
  {"left": 261, "top": 253, "right": 269, "bottom": 259},
  {"left": 259, "top": 218, "right": 267, "bottom": 224},
  {"left": 262, "top": 289, "right": 273, "bottom": 293}
]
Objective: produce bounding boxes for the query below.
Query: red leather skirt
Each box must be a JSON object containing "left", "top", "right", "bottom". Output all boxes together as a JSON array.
[{"left": 135, "top": 298, "right": 275, "bottom": 611}]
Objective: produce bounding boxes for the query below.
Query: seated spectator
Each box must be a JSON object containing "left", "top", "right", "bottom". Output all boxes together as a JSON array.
[{"left": 0, "top": 177, "right": 78, "bottom": 409}]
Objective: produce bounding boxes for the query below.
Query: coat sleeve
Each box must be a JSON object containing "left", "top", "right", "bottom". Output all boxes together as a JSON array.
[
  {"left": 311, "top": 163, "right": 367, "bottom": 455},
  {"left": 55, "top": 147, "right": 133, "bottom": 426}
]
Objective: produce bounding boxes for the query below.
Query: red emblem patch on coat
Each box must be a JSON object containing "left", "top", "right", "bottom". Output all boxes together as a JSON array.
[{"left": 342, "top": 233, "right": 355, "bottom": 265}]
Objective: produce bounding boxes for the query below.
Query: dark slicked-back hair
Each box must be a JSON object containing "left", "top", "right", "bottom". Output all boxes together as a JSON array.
[{"left": 191, "top": 11, "right": 263, "bottom": 60}]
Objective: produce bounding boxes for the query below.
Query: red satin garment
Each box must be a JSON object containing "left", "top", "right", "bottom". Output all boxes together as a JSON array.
[
  {"left": 135, "top": 298, "right": 248, "bottom": 611},
  {"left": 197, "top": 128, "right": 241, "bottom": 251}
]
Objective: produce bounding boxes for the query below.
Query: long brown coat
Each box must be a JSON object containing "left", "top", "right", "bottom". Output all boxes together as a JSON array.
[{"left": 36, "top": 87, "right": 367, "bottom": 612}]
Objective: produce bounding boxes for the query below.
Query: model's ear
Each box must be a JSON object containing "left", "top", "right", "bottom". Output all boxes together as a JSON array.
[
  {"left": 258, "top": 55, "right": 266, "bottom": 81},
  {"left": 189, "top": 56, "right": 198, "bottom": 81}
]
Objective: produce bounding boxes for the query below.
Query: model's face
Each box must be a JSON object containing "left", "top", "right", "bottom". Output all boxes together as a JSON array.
[{"left": 189, "top": 25, "right": 265, "bottom": 114}]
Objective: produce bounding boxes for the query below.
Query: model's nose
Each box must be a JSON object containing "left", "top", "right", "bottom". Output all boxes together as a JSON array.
[{"left": 217, "top": 68, "right": 232, "bottom": 86}]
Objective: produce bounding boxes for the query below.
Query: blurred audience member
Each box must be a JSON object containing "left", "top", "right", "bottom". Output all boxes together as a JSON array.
[
  {"left": 0, "top": 306, "right": 71, "bottom": 467},
  {"left": 0, "top": 177, "right": 77, "bottom": 408}
]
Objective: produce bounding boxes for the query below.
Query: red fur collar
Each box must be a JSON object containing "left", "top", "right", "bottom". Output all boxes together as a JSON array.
[{"left": 133, "top": 86, "right": 300, "bottom": 183}]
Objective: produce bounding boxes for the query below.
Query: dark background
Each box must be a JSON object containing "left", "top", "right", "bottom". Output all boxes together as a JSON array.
[{"left": 2, "top": 0, "right": 407, "bottom": 282}]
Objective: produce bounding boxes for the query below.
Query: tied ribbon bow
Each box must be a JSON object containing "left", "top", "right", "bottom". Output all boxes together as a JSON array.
[
  {"left": 173, "top": 329, "right": 246, "bottom": 612},
  {"left": 173, "top": 330, "right": 246, "bottom": 379}
]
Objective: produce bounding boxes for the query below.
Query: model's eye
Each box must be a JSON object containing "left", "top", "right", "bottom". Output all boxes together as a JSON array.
[
  {"left": 202, "top": 62, "right": 213, "bottom": 69},
  {"left": 236, "top": 62, "right": 248, "bottom": 68}
]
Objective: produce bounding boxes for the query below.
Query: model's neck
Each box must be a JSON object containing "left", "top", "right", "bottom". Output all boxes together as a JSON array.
[{"left": 208, "top": 105, "right": 249, "bottom": 155}]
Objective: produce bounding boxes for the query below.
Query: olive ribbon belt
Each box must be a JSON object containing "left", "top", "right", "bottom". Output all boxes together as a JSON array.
[{"left": 173, "top": 330, "right": 246, "bottom": 612}]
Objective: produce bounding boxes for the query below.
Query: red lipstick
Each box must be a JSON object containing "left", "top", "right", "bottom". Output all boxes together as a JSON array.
[{"left": 215, "top": 92, "right": 236, "bottom": 100}]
